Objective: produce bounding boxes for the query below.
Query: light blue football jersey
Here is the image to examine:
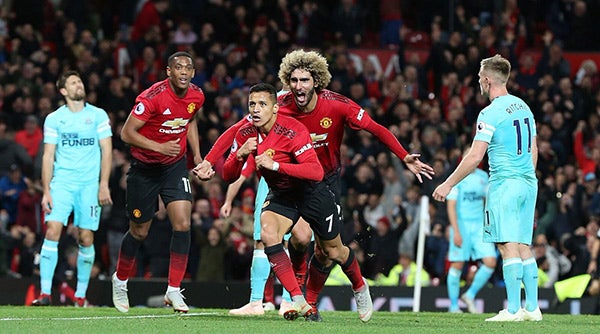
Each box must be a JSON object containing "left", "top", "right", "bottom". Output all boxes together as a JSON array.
[
  {"left": 43, "top": 103, "right": 112, "bottom": 184},
  {"left": 473, "top": 94, "right": 536, "bottom": 183},
  {"left": 446, "top": 168, "right": 489, "bottom": 230}
]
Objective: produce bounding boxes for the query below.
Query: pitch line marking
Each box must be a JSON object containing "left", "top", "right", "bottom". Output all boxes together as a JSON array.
[{"left": 0, "top": 312, "right": 219, "bottom": 321}]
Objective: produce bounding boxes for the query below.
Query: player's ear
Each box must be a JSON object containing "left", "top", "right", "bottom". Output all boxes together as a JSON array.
[{"left": 273, "top": 103, "right": 279, "bottom": 114}]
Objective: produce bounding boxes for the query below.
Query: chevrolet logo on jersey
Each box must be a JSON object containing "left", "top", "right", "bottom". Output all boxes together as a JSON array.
[
  {"left": 310, "top": 133, "right": 328, "bottom": 148},
  {"left": 162, "top": 118, "right": 189, "bottom": 129}
]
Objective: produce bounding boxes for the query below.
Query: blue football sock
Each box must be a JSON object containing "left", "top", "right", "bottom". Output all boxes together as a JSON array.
[
  {"left": 75, "top": 245, "right": 95, "bottom": 298},
  {"left": 465, "top": 265, "right": 494, "bottom": 300},
  {"left": 447, "top": 267, "right": 461, "bottom": 311},
  {"left": 39, "top": 239, "right": 59, "bottom": 295},
  {"left": 522, "top": 257, "right": 539, "bottom": 311},
  {"left": 502, "top": 258, "right": 523, "bottom": 314},
  {"left": 250, "top": 249, "right": 270, "bottom": 302}
]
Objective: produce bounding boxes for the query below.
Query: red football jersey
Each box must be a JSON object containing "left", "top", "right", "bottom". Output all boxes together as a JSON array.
[
  {"left": 128, "top": 79, "right": 205, "bottom": 165},
  {"left": 278, "top": 89, "right": 407, "bottom": 174},
  {"left": 224, "top": 114, "right": 322, "bottom": 191}
]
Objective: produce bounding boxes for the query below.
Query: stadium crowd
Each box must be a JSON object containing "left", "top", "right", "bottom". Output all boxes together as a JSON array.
[{"left": 1, "top": 0, "right": 600, "bottom": 297}]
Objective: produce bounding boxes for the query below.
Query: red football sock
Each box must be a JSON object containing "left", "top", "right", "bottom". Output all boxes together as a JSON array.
[
  {"left": 264, "top": 272, "right": 275, "bottom": 304},
  {"left": 305, "top": 256, "right": 333, "bottom": 305},
  {"left": 341, "top": 248, "right": 364, "bottom": 291},
  {"left": 168, "top": 252, "right": 188, "bottom": 288},
  {"left": 264, "top": 244, "right": 302, "bottom": 297}
]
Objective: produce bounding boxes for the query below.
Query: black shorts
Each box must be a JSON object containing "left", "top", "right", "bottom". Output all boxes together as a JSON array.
[
  {"left": 126, "top": 157, "right": 192, "bottom": 223},
  {"left": 263, "top": 181, "right": 340, "bottom": 241}
]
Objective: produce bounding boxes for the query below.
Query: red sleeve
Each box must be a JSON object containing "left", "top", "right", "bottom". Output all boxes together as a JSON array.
[
  {"left": 278, "top": 150, "right": 324, "bottom": 181},
  {"left": 278, "top": 131, "right": 323, "bottom": 181},
  {"left": 204, "top": 119, "right": 246, "bottom": 164},
  {"left": 362, "top": 117, "right": 409, "bottom": 160},
  {"left": 222, "top": 129, "right": 248, "bottom": 182}
]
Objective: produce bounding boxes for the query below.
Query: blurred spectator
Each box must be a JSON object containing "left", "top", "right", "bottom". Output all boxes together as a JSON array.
[
  {"left": 13, "top": 115, "right": 43, "bottom": 161},
  {"left": 195, "top": 226, "right": 229, "bottom": 282},
  {"left": 532, "top": 234, "right": 571, "bottom": 288},
  {"left": 0, "top": 164, "right": 28, "bottom": 226}
]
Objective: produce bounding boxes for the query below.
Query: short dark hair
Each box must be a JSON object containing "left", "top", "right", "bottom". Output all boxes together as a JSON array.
[
  {"left": 56, "top": 71, "right": 81, "bottom": 90},
  {"left": 249, "top": 83, "right": 277, "bottom": 102},
  {"left": 167, "top": 51, "right": 194, "bottom": 67}
]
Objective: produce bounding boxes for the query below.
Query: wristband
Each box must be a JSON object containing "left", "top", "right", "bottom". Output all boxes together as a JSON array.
[{"left": 272, "top": 161, "right": 280, "bottom": 171}]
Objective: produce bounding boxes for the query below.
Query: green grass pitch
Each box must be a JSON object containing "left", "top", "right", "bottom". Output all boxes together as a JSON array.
[{"left": 1, "top": 306, "right": 598, "bottom": 334}]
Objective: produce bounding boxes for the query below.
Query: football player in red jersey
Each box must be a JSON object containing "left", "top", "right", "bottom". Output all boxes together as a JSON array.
[
  {"left": 275, "top": 49, "right": 435, "bottom": 322},
  {"left": 223, "top": 83, "right": 323, "bottom": 320},
  {"left": 111, "top": 51, "right": 205, "bottom": 313}
]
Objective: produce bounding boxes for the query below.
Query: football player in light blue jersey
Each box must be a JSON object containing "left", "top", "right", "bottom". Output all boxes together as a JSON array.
[
  {"left": 433, "top": 54, "right": 541, "bottom": 322},
  {"left": 33, "top": 71, "right": 113, "bottom": 307},
  {"left": 446, "top": 147, "right": 496, "bottom": 314}
]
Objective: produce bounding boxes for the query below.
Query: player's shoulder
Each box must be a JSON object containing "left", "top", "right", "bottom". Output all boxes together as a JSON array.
[
  {"left": 318, "top": 89, "right": 352, "bottom": 104},
  {"left": 237, "top": 121, "right": 257, "bottom": 137},
  {"left": 138, "top": 80, "right": 169, "bottom": 101},
  {"left": 187, "top": 82, "right": 205, "bottom": 96},
  {"left": 474, "top": 168, "right": 489, "bottom": 179},
  {"left": 278, "top": 113, "right": 308, "bottom": 130},
  {"left": 277, "top": 91, "right": 295, "bottom": 108}
]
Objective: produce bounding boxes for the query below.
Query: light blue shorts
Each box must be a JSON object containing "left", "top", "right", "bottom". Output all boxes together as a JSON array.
[
  {"left": 483, "top": 178, "right": 537, "bottom": 244},
  {"left": 45, "top": 180, "right": 101, "bottom": 231},
  {"left": 448, "top": 223, "right": 497, "bottom": 262}
]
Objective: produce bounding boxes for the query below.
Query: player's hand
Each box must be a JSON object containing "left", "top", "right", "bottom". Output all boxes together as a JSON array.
[
  {"left": 159, "top": 138, "right": 181, "bottom": 157},
  {"left": 453, "top": 231, "right": 463, "bottom": 248},
  {"left": 41, "top": 193, "right": 53, "bottom": 214},
  {"left": 98, "top": 184, "right": 113, "bottom": 206},
  {"left": 220, "top": 201, "right": 232, "bottom": 218},
  {"left": 193, "top": 160, "right": 215, "bottom": 180},
  {"left": 236, "top": 137, "right": 257, "bottom": 160},
  {"left": 432, "top": 182, "right": 452, "bottom": 202},
  {"left": 404, "top": 154, "right": 435, "bottom": 183},
  {"left": 255, "top": 153, "right": 275, "bottom": 170}
]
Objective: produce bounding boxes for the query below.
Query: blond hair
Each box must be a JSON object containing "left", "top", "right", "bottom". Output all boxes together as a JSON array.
[
  {"left": 480, "top": 54, "right": 511, "bottom": 84},
  {"left": 278, "top": 50, "right": 331, "bottom": 92}
]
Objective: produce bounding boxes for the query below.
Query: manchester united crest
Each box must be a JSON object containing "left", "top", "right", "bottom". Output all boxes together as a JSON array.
[
  {"left": 265, "top": 148, "right": 275, "bottom": 158},
  {"left": 320, "top": 117, "right": 332, "bottom": 129},
  {"left": 132, "top": 209, "right": 142, "bottom": 218},
  {"left": 187, "top": 103, "right": 196, "bottom": 113}
]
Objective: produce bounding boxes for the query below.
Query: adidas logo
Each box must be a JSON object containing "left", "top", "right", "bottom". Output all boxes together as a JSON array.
[{"left": 163, "top": 108, "right": 172, "bottom": 115}]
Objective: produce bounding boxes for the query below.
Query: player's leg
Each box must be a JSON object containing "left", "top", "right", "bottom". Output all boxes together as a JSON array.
[
  {"left": 231, "top": 178, "right": 270, "bottom": 315},
  {"left": 447, "top": 262, "right": 464, "bottom": 313},
  {"left": 446, "top": 226, "right": 467, "bottom": 312},
  {"left": 289, "top": 218, "right": 312, "bottom": 288},
  {"left": 518, "top": 183, "right": 541, "bottom": 320},
  {"left": 34, "top": 185, "right": 73, "bottom": 306},
  {"left": 462, "top": 237, "right": 497, "bottom": 313},
  {"left": 484, "top": 180, "right": 524, "bottom": 321},
  {"left": 260, "top": 200, "right": 310, "bottom": 320},
  {"left": 159, "top": 159, "right": 194, "bottom": 313},
  {"left": 113, "top": 164, "right": 158, "bottom": 313},
  {"left": 163, "top": 199, "right": 192, "bottom": 312},
  {"left": 72, "top": 184, "right": 102, "bottom": 306}
]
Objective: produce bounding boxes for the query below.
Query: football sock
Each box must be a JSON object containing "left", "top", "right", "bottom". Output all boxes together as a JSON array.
[
  {"left": 115, "top": 231, "right": 142, "bottom": 281},
  {"left": 464, "top": 265, "right": 494, "bottom": 299},
  {"left": 250, "top": 249, "right": 270, "bottom": 302},
  {"left": 305, "top": 255, "right": 334, "bottom": 305},
  {"left": 447, "top": 267, "right": 461, "bottom": 310},
  {"left": 75, "top": 244, "right": 95, "bottom": 298},
  {"left": 168, "top": 230, "right": 190, "bottom": 288},
  {"left": 522, "top": 257, "right": 539, "bottom": 312},
  {"left": 264, "top": 243, "right": 301, "bottom": 297},
  {"left": 502, "top": 257, "right": 523, "bottom": 314},
  {"left": 39, "top": 239, "right": 59, "bottom": 295},
  {"left": 288, "top": 242, "right": 308, "bottom": 287},
  {"left": 340, "top": 248, "right": 364, "bottom": 291}
]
